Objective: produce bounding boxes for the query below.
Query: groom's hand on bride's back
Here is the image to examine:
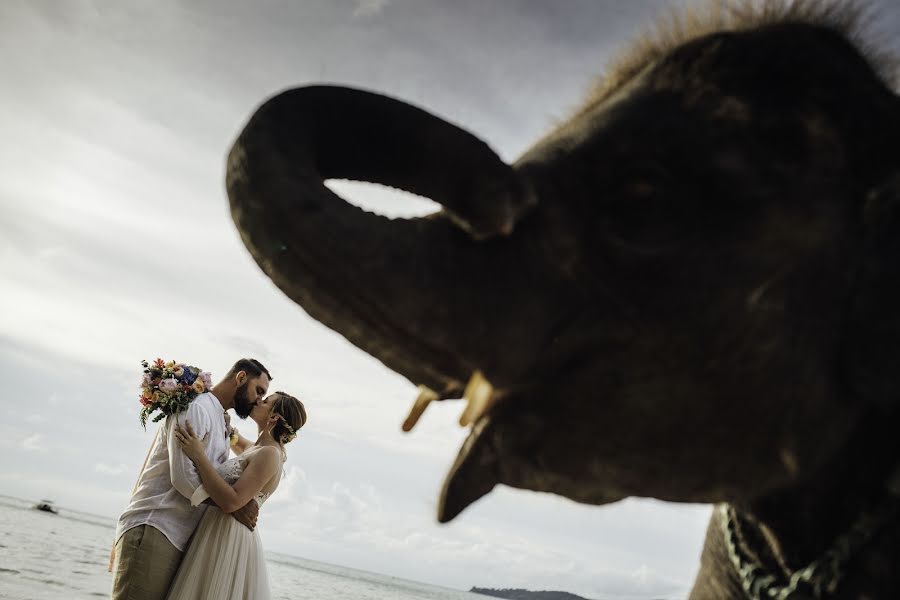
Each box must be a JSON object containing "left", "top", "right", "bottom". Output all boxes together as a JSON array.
[{"left": 231, "top": 499, "right": 260, "bottom": 531}]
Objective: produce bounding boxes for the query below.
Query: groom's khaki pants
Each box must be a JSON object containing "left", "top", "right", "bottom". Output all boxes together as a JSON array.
[{"left": 111, "top": 525, "right": 183, "bottom": 600}]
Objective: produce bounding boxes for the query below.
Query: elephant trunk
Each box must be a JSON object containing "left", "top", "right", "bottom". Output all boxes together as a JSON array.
[{"left": 226, "top": 85, "right": 535, "bottom": 390}]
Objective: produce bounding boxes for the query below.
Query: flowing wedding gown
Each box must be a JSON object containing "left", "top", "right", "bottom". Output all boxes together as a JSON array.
[{"left": 167, "top": 446, "right": 282, "bottom": 600}]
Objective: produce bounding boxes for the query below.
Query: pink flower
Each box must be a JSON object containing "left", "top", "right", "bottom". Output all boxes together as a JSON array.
[
  {"left": 200, "top": 371, "right": 212, "bottom": 387},
  {"left": 159, "top": 378, "right": 178, "bottom": 393},
  {"left": 141, "top": 373, "right": 151, "bottom": 386}
]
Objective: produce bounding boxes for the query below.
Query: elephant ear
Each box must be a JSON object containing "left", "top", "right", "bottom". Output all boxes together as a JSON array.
[{"left": 845, "top": 173, "right": 900, "bottom": 410}]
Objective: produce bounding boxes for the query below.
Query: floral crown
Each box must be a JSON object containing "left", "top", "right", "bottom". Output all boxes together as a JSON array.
[{"left": 271, "top": 393, "right": 305, "bottom": 443}]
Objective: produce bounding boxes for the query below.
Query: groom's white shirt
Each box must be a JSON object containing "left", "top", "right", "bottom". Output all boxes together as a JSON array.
[{"left": 114, "top": 392, "right": 229, "bottom": 551}]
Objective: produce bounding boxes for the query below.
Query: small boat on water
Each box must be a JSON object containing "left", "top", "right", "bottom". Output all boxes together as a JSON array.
[{"left": 33, "top": 500, "right": 59, "bottom": 514}]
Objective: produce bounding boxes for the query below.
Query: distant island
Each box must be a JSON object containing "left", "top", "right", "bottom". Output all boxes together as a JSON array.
[
  {"left": 470, "top": 588, "right": 593, "bottom": 600},
  {"left": 470, "top": 588, "right": 669, "bottom": 600}
]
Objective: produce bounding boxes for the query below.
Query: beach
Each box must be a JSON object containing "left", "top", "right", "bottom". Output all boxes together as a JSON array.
[{"left": 0, "top": 495, "right": 482, "bottom": 600}]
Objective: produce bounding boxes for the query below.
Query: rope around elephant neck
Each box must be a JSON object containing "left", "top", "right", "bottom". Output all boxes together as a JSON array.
[{"left": 719, "top": 498, "right": 899, "bottom": 600}]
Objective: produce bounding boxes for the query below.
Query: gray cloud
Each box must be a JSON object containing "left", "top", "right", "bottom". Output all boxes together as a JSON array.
[{"left": 352, "top": 0, "right": 391, "bottom": 19}]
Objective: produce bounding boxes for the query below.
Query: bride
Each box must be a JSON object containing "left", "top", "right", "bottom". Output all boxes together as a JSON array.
[{"left": 166, "top": 391, "right": 307, "bottom": 600}]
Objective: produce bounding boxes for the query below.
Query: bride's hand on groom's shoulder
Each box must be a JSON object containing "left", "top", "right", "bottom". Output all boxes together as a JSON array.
[{"left": 174, "top": 421, "right": 207, "bottom": 462}]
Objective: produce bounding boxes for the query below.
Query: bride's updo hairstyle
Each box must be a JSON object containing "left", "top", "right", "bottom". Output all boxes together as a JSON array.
[{"left": 271, "top": 392, "right": 307, "bottom": 445}]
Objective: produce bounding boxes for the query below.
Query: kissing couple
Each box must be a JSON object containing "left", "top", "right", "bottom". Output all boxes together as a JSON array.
[{"left": 109, "top": 358, "right": 308, "bottom": 600}]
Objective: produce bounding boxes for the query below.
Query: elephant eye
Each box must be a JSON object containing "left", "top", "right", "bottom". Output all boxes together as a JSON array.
[
  {"left": 606, "top": 162, "right": 670, "bottom": 221},
  {"left": 621, "top": 179, "right": 660, "bottom": 200},
  {"left": 618, "top": 161, "right": 668, "bottom": 202}
]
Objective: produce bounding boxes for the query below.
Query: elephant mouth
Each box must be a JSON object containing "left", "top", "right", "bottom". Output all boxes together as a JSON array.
[
  {"left": 406, "top": 326, "right": 630, "bottom": 523},
  {"left": 406, "top": 370, "right": 517, "bottom": 522},
  {"left": 434, "top": 384, "right": 630, "bottom": 523}
]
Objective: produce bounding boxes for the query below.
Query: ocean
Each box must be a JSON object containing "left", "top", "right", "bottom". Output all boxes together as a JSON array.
[{"left": 0, "top": 495, "right": 482, "bottom": 600}]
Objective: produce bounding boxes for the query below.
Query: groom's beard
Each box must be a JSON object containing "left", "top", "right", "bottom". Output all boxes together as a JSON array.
[{"left": 233, "top": 382, "right": 254, "bottom": 418}]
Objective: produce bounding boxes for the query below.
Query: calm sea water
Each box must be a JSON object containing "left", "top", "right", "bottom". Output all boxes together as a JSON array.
[{"left": 0, "top": 496, "right": 482, "bottom": 600}]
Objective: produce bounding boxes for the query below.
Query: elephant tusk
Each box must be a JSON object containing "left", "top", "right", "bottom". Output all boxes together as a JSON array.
[
  {"left": 402, "top": 385, "right": 439, "bottom": 432},
  {"left": 459, "top": 370, "right": 495, "bottom": 427}
]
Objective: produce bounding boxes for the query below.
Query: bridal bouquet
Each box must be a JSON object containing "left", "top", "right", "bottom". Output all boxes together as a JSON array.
[{"left": 139, "top": 358, "right": 213, "bottom": 429}]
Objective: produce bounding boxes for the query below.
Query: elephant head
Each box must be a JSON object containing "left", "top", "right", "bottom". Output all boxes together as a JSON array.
[{"left": 226, "top": 3, "right": 900, "bottom": 524}]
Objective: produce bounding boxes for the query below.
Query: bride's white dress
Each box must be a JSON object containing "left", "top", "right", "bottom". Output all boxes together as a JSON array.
[{"left": 167, "top": 447, "right": 281, "bottom": 600}]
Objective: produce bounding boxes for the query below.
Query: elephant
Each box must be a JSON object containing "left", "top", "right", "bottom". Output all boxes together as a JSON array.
[{"left": 225, "top": 1, "right": 900, "bottom": 598}]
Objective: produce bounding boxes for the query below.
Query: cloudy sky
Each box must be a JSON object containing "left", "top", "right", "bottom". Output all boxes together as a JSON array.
[{"left": 2, "top": 1, "right": 899, "bottom": 599}]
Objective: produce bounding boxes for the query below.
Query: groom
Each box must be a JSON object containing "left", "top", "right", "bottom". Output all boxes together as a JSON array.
[{"left": 110, "top": 358, "right": 272, "bottom": 600}]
